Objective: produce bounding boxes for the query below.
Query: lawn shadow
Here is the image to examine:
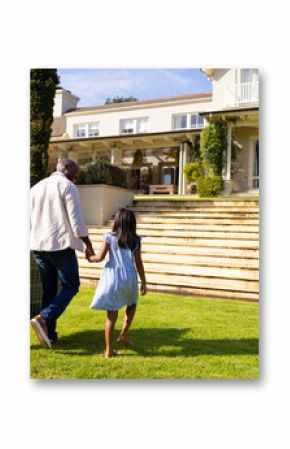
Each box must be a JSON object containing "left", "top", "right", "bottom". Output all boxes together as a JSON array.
[
  {"left": 30, "top": 330, "right": 105, "bottom": 355},
  {"left": 31, "top": 327, "right": 259, "bottom": 357},
  {"left": 129, "top": 328, "right": 258, "bottom": 357}
]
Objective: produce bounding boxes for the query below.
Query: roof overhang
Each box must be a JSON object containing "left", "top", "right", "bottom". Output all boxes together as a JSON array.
[
  {"left": 200, "top": 106, "right": 259, "bottom": 117},
  {"left": 200, "top": 68, "right": 214, "bottom": 80},
  {"left": 200, "top": 107, "right": 259, "bottom": 127},
  {"left": 49, "top": 129, "right": 200, "bottom": 153}
]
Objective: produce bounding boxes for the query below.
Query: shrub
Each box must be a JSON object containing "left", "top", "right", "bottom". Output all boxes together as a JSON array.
[
  {"left": 132, "top": 149, "right": 143, "bottom": 167},
  {"left": 196, "top": 176, "right": 223, "bottom": 198},
  {"left": 78, "top": 161, "right": 127, "bottom": 188},
  {"left": 183, "top": 162, "right": 202, "bottom": 182},
  {"left": 200, "top": 120, "right": 227, "bottom": 176}
]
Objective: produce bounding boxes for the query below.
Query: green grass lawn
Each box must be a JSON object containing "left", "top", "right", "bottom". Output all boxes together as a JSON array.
[{"left": 30, "top": 287, "right": 259, "bottom": 379}]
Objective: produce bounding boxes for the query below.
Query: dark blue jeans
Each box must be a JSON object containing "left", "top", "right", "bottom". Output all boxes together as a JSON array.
[{"left": 32, "top": 248, "right": 80, "bottom": 341}]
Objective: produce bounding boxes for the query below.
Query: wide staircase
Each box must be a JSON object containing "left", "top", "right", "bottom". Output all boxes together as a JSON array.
[{"left": 78, "top": 199, "right": 259, "bottom": 302}]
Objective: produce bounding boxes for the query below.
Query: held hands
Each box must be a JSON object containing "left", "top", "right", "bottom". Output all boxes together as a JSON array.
[
  {"left": 140, "top": 281, "right": 147, "bottom": 296},
  {"left": 85, "top": 246, "right": 95, "bottom": 262}
]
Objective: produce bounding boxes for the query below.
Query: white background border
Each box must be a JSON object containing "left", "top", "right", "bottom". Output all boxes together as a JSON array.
[{"left": 1, "top": 1, "right": 289, "bottom": 448}]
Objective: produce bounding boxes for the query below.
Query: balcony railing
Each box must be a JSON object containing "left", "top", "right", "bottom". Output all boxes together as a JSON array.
[{"left": 225, "top": 82, "right": 259, "bottom": 107}]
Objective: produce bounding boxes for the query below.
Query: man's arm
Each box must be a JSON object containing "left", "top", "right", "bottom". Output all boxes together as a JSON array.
[{"left": 64, "top": 183, "right": 94, "bottom": 255}]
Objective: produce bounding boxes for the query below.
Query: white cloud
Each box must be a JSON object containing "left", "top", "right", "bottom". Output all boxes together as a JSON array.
[{"left": 57, "top": 68, "right": 211, "bottom": 107}]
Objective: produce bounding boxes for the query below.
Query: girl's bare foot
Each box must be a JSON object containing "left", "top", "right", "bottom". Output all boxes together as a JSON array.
[
  {"left": 117, "top": 333, "right": 133, "bottom": 347},
  {"left": 104, "top": 349, "right": 118, "bottom": 359}
]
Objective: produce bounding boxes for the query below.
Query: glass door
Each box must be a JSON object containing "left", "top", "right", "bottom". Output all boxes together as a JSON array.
[{"left": 162, "top": 167, "right": 176, "bottom": 185}]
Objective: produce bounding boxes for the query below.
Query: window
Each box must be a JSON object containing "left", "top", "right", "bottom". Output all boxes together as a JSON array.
[
  {"left": 74, "top": 122, "right": 100, "bottom": 138},
  {"left": 240, "top": 68, "right": 258, "bottom": 83},
  {"left": 137, "top": 118, "right": 148, "bottom": 133},
  {"left": 173, "top": 115, "right": 187, "bottom": 129},
  {"left": 75, "top": 125, "right": 86, "bottom": 138},
  {"left": 190, "top": 114, "right": 204, "bottom": 129},
  {"left": 173, "top": 113, "right": 204, "bottom": 130},
  {"left": 120, "top": 119, "right": 135, "bottom": 134},
  {"left": 120, "top": 118, "right": 148, "bottom": 134},
  {"left": 88, "top": 123, "right": 99, "bottom": 137}
]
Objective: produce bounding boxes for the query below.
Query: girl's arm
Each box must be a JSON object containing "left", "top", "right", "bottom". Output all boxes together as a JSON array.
[
  {"left": 134, "top": 249, "right": 147, "bottom": 295},
  {"left": 88, "top": 239, "right": 109, "bottom": 263}
]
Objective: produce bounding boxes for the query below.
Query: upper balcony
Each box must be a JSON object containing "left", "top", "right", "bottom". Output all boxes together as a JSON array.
[{"left": 225, "top": 81, "right": 259, "bottom": 107}]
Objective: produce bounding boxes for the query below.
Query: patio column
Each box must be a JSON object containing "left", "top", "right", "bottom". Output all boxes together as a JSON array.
[
  {"left": 182, "top": 142, "right": 190, "bottom": 194},
  {"left": 224, "top": 123, "right": 232, "bottom": 194},
  {"left": 110, "top": 148, "right": 122, "bottom": 166},
  {"left": 178, "top": 142, "right": 184, "bottom": 195}
]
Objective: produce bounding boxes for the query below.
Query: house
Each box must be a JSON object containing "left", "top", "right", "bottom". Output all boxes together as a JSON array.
[{"left": 49, "top": 68, "right": 259, "bottom": 195}]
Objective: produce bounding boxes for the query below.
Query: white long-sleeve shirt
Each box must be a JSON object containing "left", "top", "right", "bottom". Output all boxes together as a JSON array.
[{"left": 30, "top": 172, "right": 88, "bottom": 252}]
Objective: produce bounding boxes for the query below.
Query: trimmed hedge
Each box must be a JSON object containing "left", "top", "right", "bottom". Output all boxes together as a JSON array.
[
  {"left": 196, "top": 176, "right": 223, "bottom": 198},
  {"left": 78, "top": 161, "right": 128, "bottom": 188}
]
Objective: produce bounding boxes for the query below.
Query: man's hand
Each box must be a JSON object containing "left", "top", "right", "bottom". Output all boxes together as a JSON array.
[
  {"left": 80, "top": 237, "right": 95, "bottom": 261},
  {"left": 85, "top": 246, "right": 95, "bottom": 261}
]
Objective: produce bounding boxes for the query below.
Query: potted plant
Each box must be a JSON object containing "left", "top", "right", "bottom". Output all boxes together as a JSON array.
[{"left": 183, "top": 162, "right": 202, "bottom": 194}]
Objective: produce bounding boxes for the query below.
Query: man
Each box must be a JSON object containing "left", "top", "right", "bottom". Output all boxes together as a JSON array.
[{"left": 30, "top": 159, "right": 94, "bottom": 348}]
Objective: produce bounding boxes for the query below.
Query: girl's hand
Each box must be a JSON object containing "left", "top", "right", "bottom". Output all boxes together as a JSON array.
[
  {"left": 88, "top": 255, "right": 98, "bottom": 263},
  {"left": 140, "top": 282, "right": 147, "bottom": 295}
]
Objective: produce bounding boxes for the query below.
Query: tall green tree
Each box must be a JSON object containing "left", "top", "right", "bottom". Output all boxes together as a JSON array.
[
  {"left": 200, "top": 120, "right": 227, "bottom": 176},
  {"left": 105, "top": 95, "right": 138, "bottom": 104},
  {"left": 30, "top": 69, "right": 59, "bottom": 186}
]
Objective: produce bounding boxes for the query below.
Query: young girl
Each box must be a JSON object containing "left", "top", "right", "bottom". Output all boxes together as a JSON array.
[{"left": 88, "top": 208, "right": 147, "bottom": 358}]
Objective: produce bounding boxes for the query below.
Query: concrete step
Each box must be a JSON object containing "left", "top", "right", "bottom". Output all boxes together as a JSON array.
[
  {"left": 133, "top": 201, "right": 259, "bottom": 208},
  {"left": 132, "top": 210, "right": 259, "bottom": 218},
  {"left": 80, "top": 200, "right": 259, "bottom": 301},
  {"left": 116, "top": 217, "right": 260, "bottom": 225},
  {"left": 88, "top": 228, "right": 259, "bottom": 242},
  {"left": 105, "top": 221, "right": 259, "bottom": 232},
  {"left": 78, "top": 251, "right": 258, "bottom": 268},
  {"left": 80, "top": 241, "right": 259, "bottom": 259},
  {"left": 78, "top": 259, "right": 258, "bottom": 281},
  {"left": 139, "top": 283, "right": 259, "bottom": 301},
  {"left": 88, "top": 233, "right": 259, "bottom": 249},
  {"left": 78, "top": 267, "right": 259, "bottom": 294},
  {"left": 80, "top": 277, "right": 259, "bottom": 301},
  {"left": 131, "top": 206, "right": 259, "bottom": 213}
]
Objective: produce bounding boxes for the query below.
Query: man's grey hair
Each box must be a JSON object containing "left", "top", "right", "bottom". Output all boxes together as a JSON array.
[{"left": 56, "top": 158, "right": 79, "bottom": 174}]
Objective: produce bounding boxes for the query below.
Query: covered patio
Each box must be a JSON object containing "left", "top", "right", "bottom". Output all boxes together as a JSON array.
[
  {"left": 200, "top": 107, "right": 259, "bottom": 194},
  {"left": 49, "top": 129, "right": 201, "bottom": 194}
]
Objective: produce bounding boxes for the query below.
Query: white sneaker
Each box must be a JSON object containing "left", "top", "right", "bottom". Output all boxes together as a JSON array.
[{"left": 31, "top": 315, "right": 52, "bottom": 349}]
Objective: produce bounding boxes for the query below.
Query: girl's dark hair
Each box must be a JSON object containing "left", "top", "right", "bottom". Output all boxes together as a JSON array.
[{"left": 112, "top": 208, "right": 140, "bottom": 251}]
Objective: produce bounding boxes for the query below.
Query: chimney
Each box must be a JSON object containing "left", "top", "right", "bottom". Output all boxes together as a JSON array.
[{"left": 53, "top": 87, "right": 80, "bottom": 117}]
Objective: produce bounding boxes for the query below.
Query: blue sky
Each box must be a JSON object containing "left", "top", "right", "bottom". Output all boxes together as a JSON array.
[{"left": 57, "top": 68, "right": 212, "bottom": 107}]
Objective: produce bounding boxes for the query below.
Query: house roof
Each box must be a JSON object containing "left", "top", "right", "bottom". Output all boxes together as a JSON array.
[
  {"left": 51, "top": 116, "right": 66, "bottom": 137},
  {"left": 65, "top": 92, "right": 212, "bottom": 114}
]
